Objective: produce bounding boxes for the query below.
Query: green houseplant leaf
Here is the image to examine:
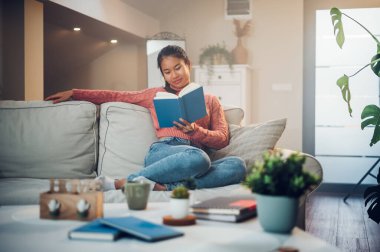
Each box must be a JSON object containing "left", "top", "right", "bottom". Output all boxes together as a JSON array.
[
  {"left": 364, "top": 168, "right": 380, "bottom": 224},
  {"left": 370, "top": 53, "right": 380, "bottom": 77},
  {"left": 361, "top": 105, "right": 380, "bottom": 146},
  {"left": 364, "top": 185, "right": 380, "bottom": 224},
  {"left": 330, "top": 7, "right": 345, "bottom": 48},
  {"left": 336, "top": 74, "right": 352, "bottom": 117}
]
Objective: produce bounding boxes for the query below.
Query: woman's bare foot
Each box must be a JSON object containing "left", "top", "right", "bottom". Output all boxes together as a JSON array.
[
  {"left": 117, "top": 177, "right": 166, "bottom": 191},
  {"left": 114, "top": 178, "right": 126, "bottom": 190},
  {"left": 153, "top": 183, "right": 166, "bottom": 191}
]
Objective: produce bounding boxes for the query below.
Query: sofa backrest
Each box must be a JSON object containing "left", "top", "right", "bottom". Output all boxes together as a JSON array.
[
  {"left": 0, "top": 101, "right": 98, "bottom": 179},
  {"left": 0, "top": 100, "right": 244, "bottom": 180}
]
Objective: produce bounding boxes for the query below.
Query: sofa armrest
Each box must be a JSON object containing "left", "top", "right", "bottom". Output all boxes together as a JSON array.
[{"left": 275, "top": 148, "right": 323, "bottom": 186}]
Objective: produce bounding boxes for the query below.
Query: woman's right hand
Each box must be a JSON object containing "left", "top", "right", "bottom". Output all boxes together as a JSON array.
[{"left": 45, "top": 90, "right": 73, "bottom": 104}]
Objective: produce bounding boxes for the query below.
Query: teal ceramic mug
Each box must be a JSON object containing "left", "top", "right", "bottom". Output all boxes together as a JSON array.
[{"left": 123, "top": 182, "right": 150, "bottom": 210}]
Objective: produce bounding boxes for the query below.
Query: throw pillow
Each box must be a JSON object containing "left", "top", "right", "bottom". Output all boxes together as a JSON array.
[
  {"left": 97, "top": 102, "right": 158, "bottom": 178},
  {"left": 209, "top": 118, "right": 287, "bottom": 169}
]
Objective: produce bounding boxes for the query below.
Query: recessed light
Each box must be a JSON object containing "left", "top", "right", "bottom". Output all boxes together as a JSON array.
[
  {"left": 73, "top": 27, "right": 81, "bottom": 31},
  {"left": 110, "top": 39, "right": 118, "bottom": 44}
]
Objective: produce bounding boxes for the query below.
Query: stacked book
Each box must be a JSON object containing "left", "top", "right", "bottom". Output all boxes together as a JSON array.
[{"left": 190, "top": 196, "right": 257, "bottom": 223}]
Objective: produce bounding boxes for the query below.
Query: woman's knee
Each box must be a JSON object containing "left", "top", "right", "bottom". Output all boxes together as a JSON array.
[
  {"left": 227, "top": 156, "right": 247, "bottom": 179},
  {"left": 184, "top": 148, "right": 211, "bottom": 173}
]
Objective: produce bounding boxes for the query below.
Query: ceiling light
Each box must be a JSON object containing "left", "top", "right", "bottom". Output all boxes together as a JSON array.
[
  {"left": 73, "top": 27, "right": 81, "bottom": 31},
  {"left": 110, "top": 39, "right": 118, "bottom": 44}
]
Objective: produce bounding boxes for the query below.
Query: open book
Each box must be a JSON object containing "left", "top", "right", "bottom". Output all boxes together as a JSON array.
[{"left": 153, "top": 83, "right": 207, "bottom": 128}]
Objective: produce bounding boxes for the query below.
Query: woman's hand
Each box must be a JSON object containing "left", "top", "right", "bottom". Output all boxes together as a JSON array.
[
  {"left": 45, "top": 90, "right": 73, "bottom": 104},
  {"left": 173, "top": 118, "right": 195, "bottom": 134}
]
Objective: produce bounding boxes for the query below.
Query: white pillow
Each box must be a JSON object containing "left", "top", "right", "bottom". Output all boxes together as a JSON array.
[
  {"left": 97, "top": 102, "right": 158, "bottom": 178},
  {"left": 209, "top": 118, "right": 287, "bottom": 169},
  {"left": 0, "top": 101, "right": 98, "bottom": 179}
]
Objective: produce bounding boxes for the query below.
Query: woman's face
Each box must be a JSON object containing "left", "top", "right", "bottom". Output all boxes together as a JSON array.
[{"left": 160, "top": 56, "right": 191, "bottom": 90}]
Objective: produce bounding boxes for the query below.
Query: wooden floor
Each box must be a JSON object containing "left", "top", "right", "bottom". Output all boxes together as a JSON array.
[{"left": 306, "top": 192, "right": 380, "bottom": 252}]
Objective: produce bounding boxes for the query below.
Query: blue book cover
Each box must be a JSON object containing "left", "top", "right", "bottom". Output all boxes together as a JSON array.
[
  {"left": 68, "top": 219, "right": 122, "bottom": 241},
  {"left": 153, "top": 83, "right": 207, "bottom": 128},
  {"left": 100, "top": 216, "right": 184, "bottom": 242}
]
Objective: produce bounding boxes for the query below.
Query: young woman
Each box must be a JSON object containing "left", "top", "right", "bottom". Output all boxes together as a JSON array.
[{"left": 45, "top": 45, "right": 246, "bottom": 191}]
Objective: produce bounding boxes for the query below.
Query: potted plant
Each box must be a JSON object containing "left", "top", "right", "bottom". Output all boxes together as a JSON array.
[
  {"left": 170, "top": 185, "right": 190, "bottom": 219},
  {"left": 199, "top": 42, "right": 233, "bottom": 78},
  {"left": 330, "top": 7, "right": 380, "bottom": 224},
  {"left": 243, "top": 150, "right": 321, "bottom": 233}
]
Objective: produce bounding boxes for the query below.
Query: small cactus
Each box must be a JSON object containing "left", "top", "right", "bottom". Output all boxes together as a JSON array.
[{"left": 171, "top": 185, "right": 189, "bottom": 199}]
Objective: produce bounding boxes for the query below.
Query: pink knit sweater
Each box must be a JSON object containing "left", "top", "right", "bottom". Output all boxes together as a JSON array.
[{"left": 73, "top": 87, "right": 229, "bottom": 150}]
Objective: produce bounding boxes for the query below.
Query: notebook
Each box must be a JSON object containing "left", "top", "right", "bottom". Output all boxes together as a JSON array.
[
  {"left": 68, "top": 219, "right": 122, "bottom": 241},
  {"left": 100, "top": 216, "right": 184, "bottom": 242}
]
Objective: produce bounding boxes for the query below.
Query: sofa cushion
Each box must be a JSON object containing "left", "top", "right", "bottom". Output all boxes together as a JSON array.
[
  {"left": 98, "top": 102, "right": 158, "bottom": 178},
  {"left": 0, "top": 101, "right": 98, "bottom": 179},
  {"left": 210, "top": 118, "right": 287, "bottom": 169}
]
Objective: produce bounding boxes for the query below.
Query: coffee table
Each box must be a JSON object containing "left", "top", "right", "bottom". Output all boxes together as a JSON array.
[{"left": 0, "top": 203, "right": 339, "bottom": 252}]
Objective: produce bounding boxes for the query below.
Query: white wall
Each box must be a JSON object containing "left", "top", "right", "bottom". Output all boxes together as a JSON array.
[{"left": 57, "top": 43, "right": 146, "bottom": 92}]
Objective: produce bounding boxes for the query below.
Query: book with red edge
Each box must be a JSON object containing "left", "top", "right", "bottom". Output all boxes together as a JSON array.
[{"left": 190, "top": 196, "right": 257, "bottom": 222}]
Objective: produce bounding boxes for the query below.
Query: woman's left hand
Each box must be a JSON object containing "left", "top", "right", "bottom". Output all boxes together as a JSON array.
[{"left": 173, "top": 118, "right": 195, "bottom": 134}]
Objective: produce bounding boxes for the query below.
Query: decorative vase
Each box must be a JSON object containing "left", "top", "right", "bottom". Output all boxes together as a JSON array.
[
  {"left": 170, "top": 198, "right": 189, "bottom": 219},
  {"left": 256, "top": 194, "right": 299, "bottom": 233},
  {"left": 231, "top": 37, "right": 248, "bottom": 64}
]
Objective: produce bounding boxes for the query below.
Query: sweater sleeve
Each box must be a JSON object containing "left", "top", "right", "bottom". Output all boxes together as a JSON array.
[
  {"left": 190, "top": 96, "right": 229, "bottom": 149},
  {"left": 72, "top": 88, "right": 159, "bottom": 108}
]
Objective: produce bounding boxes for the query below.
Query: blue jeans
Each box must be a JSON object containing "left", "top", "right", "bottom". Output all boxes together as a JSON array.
[{"left": 127, "top": 137, "right": 246, "bottom": 190}]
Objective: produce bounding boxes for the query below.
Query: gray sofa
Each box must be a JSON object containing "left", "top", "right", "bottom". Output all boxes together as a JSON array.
[{"left": 0, "top": 100, "right": 322, "bottom": 229}]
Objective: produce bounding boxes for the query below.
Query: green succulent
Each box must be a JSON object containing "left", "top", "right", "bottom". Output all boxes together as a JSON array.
[
  {"left": 243, "top": 150, "right": 321, "bottom": 198},
  {"left": 171, "top": 185, "right": 190, "bottom": 199}
]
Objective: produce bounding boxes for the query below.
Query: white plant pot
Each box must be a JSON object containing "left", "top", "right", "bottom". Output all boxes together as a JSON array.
[
  {"left": 256, "top": 194, "right": 299, "bottom": 233},
  {"left": 170, "top": 198, "right": 189, "bottom": 219}
]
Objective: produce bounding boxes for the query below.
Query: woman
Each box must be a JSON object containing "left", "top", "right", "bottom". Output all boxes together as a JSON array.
[{"left": 45, "top": 45, "right": 246, "bottom": 191}]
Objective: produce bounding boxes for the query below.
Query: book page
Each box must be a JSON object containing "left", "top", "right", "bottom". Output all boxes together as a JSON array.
[
  {"left": 178, "top": 83, "right": 200, "bottom": 97},
  {"left": 154, "top": 92, "right": 178, "bottom": 99}
]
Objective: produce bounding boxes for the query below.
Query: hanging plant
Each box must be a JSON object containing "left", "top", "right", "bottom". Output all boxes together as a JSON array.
[{"left": 199, "top": 42, "right": 233, "bottom": 78}]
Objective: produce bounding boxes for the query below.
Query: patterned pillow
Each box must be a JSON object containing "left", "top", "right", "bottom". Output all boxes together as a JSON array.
[{"left": 209, "top": 118, "right": 287, "bottom": 169}]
